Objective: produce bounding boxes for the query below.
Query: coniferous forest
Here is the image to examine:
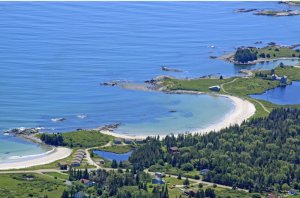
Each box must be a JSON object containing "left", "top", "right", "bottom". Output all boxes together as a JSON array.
[{"left": 130, "top": 108, "right": 300, "bottom": 193}]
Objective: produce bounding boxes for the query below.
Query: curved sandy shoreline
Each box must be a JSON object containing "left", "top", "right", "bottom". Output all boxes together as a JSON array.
[
  {"left": 100, "top": 92, "right": 256, "bottom": 139},
  {"left": 0, "top": 147, "right": 72, "bottom": 170}
]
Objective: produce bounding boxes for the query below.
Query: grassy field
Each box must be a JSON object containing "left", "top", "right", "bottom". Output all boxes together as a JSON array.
[
  {"left": 163, "top": 77, "right": 233, "bottom": 93},
  {"left": 62, "top": 130, "right": 113, "bottom": 148},
  {"left": 94, "top": 145, "right": 133, "bottom": 154},
  {"left": 0, "top": 173, "right": 65, "bottom": 198},
  {"left": 43, "top": 172, "right": 69, "bottom": 180},
  {"left": 255, "top": 46, "right": 300, "bottom": 59}
]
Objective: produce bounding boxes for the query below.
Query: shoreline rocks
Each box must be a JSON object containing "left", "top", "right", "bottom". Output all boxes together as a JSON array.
[
  {"left": 4, "top": 127, "right": 40, "bottom": 135},
  {"left": 161, "top": 66, "right": 183, "bottom": 72}
]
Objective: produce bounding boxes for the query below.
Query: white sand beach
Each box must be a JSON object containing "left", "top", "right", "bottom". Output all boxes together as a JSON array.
[
  {"left": 0, "top": 147, "right": 72, "bottom": 170},
  {"left": 100, "top": 93, "right": 256, "bottom": 139}
]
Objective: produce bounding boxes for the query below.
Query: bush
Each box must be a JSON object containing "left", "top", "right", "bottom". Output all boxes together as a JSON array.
[
  {"left": 181, "top": 163, "right": 194, "bottom": 171},
  {"left": 194, "top": 175, "right": 200, "bottom": 180}
]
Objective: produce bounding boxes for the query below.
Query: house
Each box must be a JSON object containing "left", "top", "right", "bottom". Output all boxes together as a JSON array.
[
  {"left": 152, "top": 177, "right": 165, "bottom": 185},
  {"left": 168, "top": 146, "right": 179, "bottom": 154},
  {"left": 71, "top": 159, "right": 81, "bottom": 167},
  {"left": 74, "top": 191, "right": 88, "bottom": 198},
  {"left": 124, "top": 138, "right": 133, "bottom": 144},
  {"left": 200, "top": 169, "right": 210, "bottom": 175},
  {"left": 288, "top": 190, "right": 297, "bottom": 195},
  {"left": 57, "top": 162, "right": 68, "bottom": 170},
  {"left": 80, "top": 179, "right": 95, "bottom": 187},
  {"left": 99, "top": 159, "right": 105, "bottom": 165},
  {"left": 272, "top": 74, "right": 281, "bottom": 81},
  {"left": 209, "top": 85, "right": 221, "bottom": 92},
  {"left": 114, "top": 138, "right": 122, "bottom": 144},
  {"left": 280, "top": 75, "right": 288, "bottom": 84},
  {"left": 155, "top": 172, "right": 165, "bottom": 178},
  {"left": 184, "top": 189, "right": 198, "bottom": 197}
]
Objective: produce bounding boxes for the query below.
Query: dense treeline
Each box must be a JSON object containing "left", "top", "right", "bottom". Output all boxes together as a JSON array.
[
  {"left": 234, "top": 48, "right": 257, "bottom": 63},
  {"left": 65, "top": 169, "right": 170, "bottom": 198},
  {"left": 40, "top": 133, "right": 64, "bottom": 146},
  {"left": 130, "top": 108, "right": 300, "bottom": 193}
]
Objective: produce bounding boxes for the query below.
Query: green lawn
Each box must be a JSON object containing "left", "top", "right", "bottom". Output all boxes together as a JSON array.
[
  {"left": 255, "top": 46, "right": 300, "bottom": 59},
  {"left": 0, "top": 173, "right": 65, "bottom": 198},
  {"left": 43, "top": 172, "right": 69, "bottom": 180},
  {"left": 163, "top": 77, "right": 233, "bottom": 93},
  {"left": 62, "top": 130, "right": 113, "bottom": 148}
]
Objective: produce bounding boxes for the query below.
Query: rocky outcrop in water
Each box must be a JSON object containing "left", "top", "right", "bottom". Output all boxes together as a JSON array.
[
  {"left": 4, "top": 128, "right": 39, "bottom": 135},
  {"left": 235, "top": 8, "right": 257, "bottom": 13},
  {"left": 97, "top": 123, "right": 121, "bottom": 131},
  {"left": 161, "top": 66, "right": 183, "bottom": 72}
]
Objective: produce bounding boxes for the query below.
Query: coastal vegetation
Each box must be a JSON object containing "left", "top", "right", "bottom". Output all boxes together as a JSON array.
[
  {"left": 129, "top": 108, "right": 300, "bottom": 195},
  {"left": 39, "top": 130, "right": 113, "bottom": 148},
  {"left": 222, "top": 45, "right": 300, "bottom": 64},
  {"left": 0, "top": 173, "right": 65, "bottom": 198}
]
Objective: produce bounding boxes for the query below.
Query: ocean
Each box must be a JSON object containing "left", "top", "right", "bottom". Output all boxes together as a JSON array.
[{"left": 0, "top": 1, "right": 299, "bottom": 161}]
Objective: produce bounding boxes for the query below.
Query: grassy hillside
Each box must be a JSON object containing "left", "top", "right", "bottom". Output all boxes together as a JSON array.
[{"left": 0, "top": 173, "right": 65, "bottom": 198}]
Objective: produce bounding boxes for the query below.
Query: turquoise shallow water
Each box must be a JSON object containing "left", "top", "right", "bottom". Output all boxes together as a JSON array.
[{"left": 0, "top": 2, "right": 300, "bottom": 161}]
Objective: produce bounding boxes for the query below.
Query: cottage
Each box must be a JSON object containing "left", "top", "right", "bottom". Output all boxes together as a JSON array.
[
  {"left": 155, "top": 172, "right": 165, "bottom": 178},
  {"left": 152, "top": 177, "right": 165, "bottom": 185},
  {"left": 184, "top": 189, "right": 198, "bottom": 197},
  {"left": 288, "top": 190, "right": 297, "bottom": 195},
  {"left": 200, "top": 169, "right": 210, "bottom": 175},
  {"left": 99, "top": 159, "right": 105, "bottom": 165},
  {"left": 80, "top": 179, "right": 95, "bottom": 187},
  {"left": 280, "top": 75, "right": 288, "bottom": 84},
  {"left": 57, "top": 162, "right": 68, "bottom": 170},
  {"left": 168, "top": 146, "right": 179, "bottom": 154},
  {"left": 114, "top": 138, "right": 122, "bottom": 144},
  {"left": 124, "top": 138, "right": 133, "bottom": 144},
  {"left": 71, "top": 159, "right": 81, "bottom": 167},
  {"left": 209, "top": 85, "right": 221, "bottom": 92}
]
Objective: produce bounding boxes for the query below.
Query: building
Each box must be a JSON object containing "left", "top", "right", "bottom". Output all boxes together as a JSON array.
[
  {"left": 80, "top": 179, "right": 95, "bottom": 187},
  {"left": 209, "top": 85, "right": 221, "bottom": 92},
  {"left": 200, "top": 169, "right": 210, "bottom": 175},
  {"left": 57, "top": 162, "right": 68, "bottom": 170},
  {"left": 280, "top": 75, "right": 288, "bottom": 84},
  {"left": 99, "top": 159, "right": 105, "bottom": 165},
  {"left": 124, "top": 138, "right": 133, "bottom": 144},
  {"left": 114, "top": 138, "right": 122, "bottom": 144},
  {"left": 184, "top": 189, "right": 198, "bottom": 197},
  {"left": 168, "top": 146, "right": 179, "bottom": 154},
  {"left": 152, "top": 177, "right": 165, "bottom": 185},
  {"left": 71, "top": 159, "right": 81, "bottom": 167},
  {"left": 155, "top": 172, "right": 165, "bottom": 178}
]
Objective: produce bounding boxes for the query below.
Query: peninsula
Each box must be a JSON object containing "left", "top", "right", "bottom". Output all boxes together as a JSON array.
[{"left": 219, "top": 44, "right": 300, "bottom": 65}]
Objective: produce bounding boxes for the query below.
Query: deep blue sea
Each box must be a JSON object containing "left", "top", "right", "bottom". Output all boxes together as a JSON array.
[{"left": 0, "top": 2, "right": 300, "bottom": 160}]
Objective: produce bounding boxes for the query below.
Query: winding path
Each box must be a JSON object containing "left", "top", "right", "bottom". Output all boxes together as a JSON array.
[{"left": 221, "top": 78, "right": 270, "bottom": 114}]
